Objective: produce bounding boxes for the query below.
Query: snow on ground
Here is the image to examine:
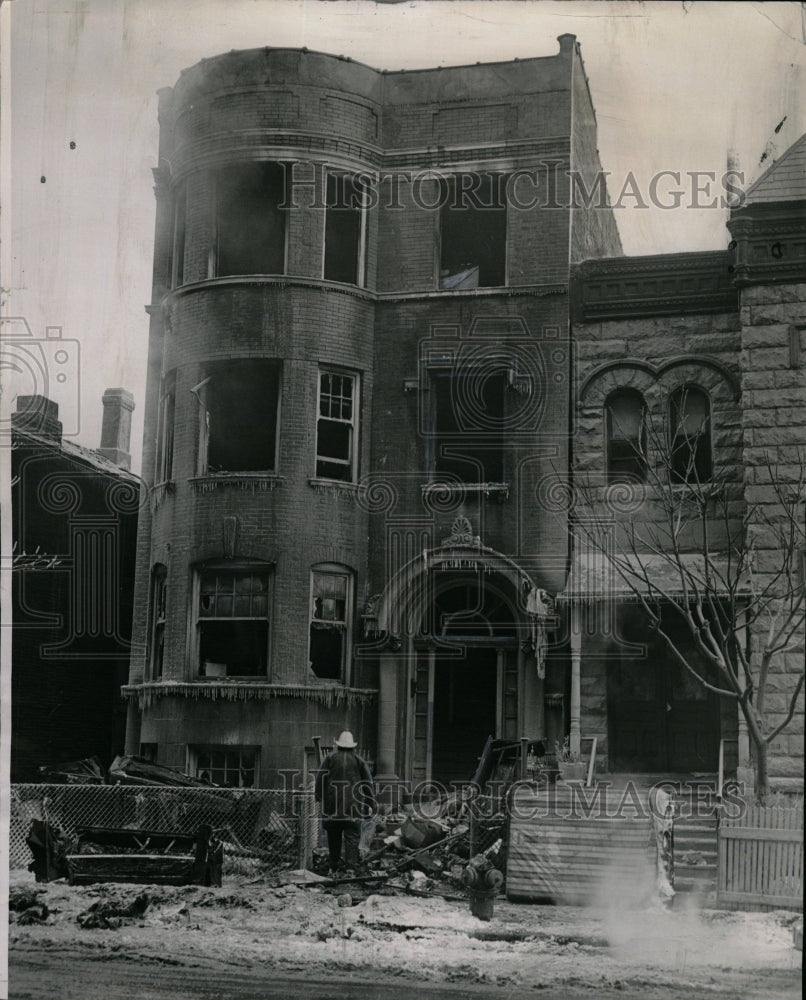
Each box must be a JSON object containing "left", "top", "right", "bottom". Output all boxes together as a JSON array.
[{"left": 8, "top": 870, "right": 802, "bottom": 995}]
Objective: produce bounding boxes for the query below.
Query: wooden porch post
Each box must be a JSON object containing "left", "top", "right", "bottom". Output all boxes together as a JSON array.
[{"left": 570, "top": 603, "right": 582, "bottom": 759}]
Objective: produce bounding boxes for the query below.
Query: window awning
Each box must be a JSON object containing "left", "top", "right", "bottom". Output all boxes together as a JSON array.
[{"left": 558, "top": 549, "right": 750, "bottom": 603}]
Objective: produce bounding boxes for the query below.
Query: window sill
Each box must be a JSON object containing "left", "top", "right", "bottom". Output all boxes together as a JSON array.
[
  {"left": 422, "top": 481, "right": 510, "bottom": 502},
  {"left": 190, "top": 474, "right": 285, "bottom": 494},
  {"left": 308, "top": 477, "right": 360, "bottom": 501}
]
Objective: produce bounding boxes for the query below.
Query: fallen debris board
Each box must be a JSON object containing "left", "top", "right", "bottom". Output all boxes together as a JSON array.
[
  {"left": 65, "top": 824, "right": 222, "bottom": 887},
  {"left": 506, "top": 784, "right": 656, "bottom": 905}
]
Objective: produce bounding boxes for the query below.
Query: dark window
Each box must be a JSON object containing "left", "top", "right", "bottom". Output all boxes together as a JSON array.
[
  {"left": 172, "top": 182, "right": 187, "bottom": 287},
  {"left": 156, "top": 372, "right": 175, "bottom": 483},
  {"left": 149, "top": 565, "right": 167, "bottom": 680},
  {"left": 324, "top": 174, "right": 365, "bottom": 286},
  {"left": 192, "top": 746, "right": 257, "bottom": 788},
  {"left": 432, "top": 371, "right": 505, "bottom": 484},
  {"left": 670, "top": 386, "right": 712, "bottom": 483},
  {"left": 316, "top": 370, "right": 358, "bottom": 481},
  {"left": 198, "top": 569, "right": 270, "bottom": 677},
  {"left": 606, "top": 389, "right": 647, "bottom": 484},
  {"left": 214, "top": 163, "right": 286, "bottom": 277},
  {"left": 139, "top": 743, "right": 158, "bottom": 763},
  {"left": 439, "top": 174, "right": 507, "bottom": 289},
  {"left": 309, "top": 567, "right": 351, "bottom": 680},
  {"left": 197, "top": 361, "right": 280, "bottom": 474}
]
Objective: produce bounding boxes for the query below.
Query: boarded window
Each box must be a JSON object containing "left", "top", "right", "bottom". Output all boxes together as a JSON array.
[
  {"left": 215, "top": 163, "right": 286, "bottom": 276},
  {"left": 606, "top": 389, "right": 647, "bottom": 484},
  {"left": 670, "top": 386, "right": 712, "bottom": 483},
  {"left": 198, "top": 569, "right": 270, "bottom": 677},
  {"left": 439, "top": 174, "right": 507, "bottom": 289},
  {"left": 309, "top": 567, "right": 351, "bottom": 680},
  {"left": 324, "top": 174, "right": 365, "bottom": 286},
  {"left": 432, "top": 371, "right": 505, "bottom": 484},
  {"left": 316, "top": 370, "right": 358, "bottom": 481},
  {"left": 197, "top": 361, "right": 280, "bottom": 474}
]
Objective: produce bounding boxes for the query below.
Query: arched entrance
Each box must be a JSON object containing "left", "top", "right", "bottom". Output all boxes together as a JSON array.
[{"left": 414, "top": 571, "right": 520, "bottom": 783}]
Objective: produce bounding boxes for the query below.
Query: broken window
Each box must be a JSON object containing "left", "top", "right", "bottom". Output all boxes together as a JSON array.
[
  {"left": 149, "top": 565, "right": 167, "bottom": 681},
  {"left": 309, "top": 566, "right": 352, "bottom": 681},
  {"left": 214, "top": 163, "right": 286, "bottom": 277},
  {"left": 197, "top": 569, "right": 270, "bottom": 677},
  {"left": 324, "top": 173, "right": 366, "bottom": 286},
  {"left": 191, "top": 746, "right": 258, "bottom": 788},
  {"left": 316, "top": 370, "right": 358, "bottom": 481},
  {"left": 432, "top": 370, "right": 505, "bottom": 484},
  {"left": 139, "top": 743, "right": 158, "bottom": 763},
  {"left": 172, "top": 181, "right": 187, "bottom": 288},
  {"left": 670, "top": 386, "right": 712, "bottom": 483},
  {"left": 439, "top": 174, "right": 507, "bottom": 289},
  {"left": 195, "top": 361, "right": 280, "bottom": 475},
  {"left": 155, "top": 372, "right": 176, "bottom": 483},
  {"left": 606, "top": 389, "right": 647, "bottom": 484}
]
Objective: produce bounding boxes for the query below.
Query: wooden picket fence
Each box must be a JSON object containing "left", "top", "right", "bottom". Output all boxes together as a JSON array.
[{"left": 717, "top": 801, "right": 803, "bottom": 911}]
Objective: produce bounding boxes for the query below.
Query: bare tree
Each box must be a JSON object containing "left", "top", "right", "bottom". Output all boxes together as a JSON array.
[{"left": 569, "top": 395, "right": 805, "bottom": 801}]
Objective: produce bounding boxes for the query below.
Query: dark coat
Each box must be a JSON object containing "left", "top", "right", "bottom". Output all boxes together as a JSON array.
[{"left": 315, "top": 748, "right": 375, "bottom": 819}]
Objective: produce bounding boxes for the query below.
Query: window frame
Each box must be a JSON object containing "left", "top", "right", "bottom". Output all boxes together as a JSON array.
[
  {"left": 148, "top": 564, "right": 168, "bottom": 681},
  {"left": 605, "top": 388, "right": 647, "bottom": 485},
  {"left": 191, "top": 564, "right": 273, "bottom": 679},
  {"left": 155, "top": 371, "right": 176, "bottom": 484},
  {"left": 669, "top": 384, "right": 713, "bottom": 484},
  {"left": 308, "top": 563, "right": 354, "bottom": 683},
  {"left": 187, "top": 745, "right": 260, "bottom": 788},
  {"left": 315, "top": 368, "right": 360, "bottom": 483},
  {"left": 323, "top": 172, "right": 368, "bottom": 288}
]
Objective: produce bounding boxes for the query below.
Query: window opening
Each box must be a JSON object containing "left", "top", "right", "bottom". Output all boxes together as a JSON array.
[
  {"left": 309, "top": 567, "right": 351, "bottom": 680},
  {"left": 439, "top": 174, "right": 507, "bottom": 289},
  {"left": 606, "top": 389, "right": 647, "bottom": 484},
  {"left": 432, "top": 370, "right": 505, "bottom": 484},
  {"left": 196, "top": 361, "right": 280, "bottom": 474},
  {"left": 197, "top": 569, "right": 270, "bottom": 677},
  {"left": 214, "top": 162, "right": 286, "bottom": 276},
  {"left": 156, "top": 372, "right": 176, "bottom": 483},
  {"left": 670, "top": 386, "right": 712, "bottom": 483},
  {"left": 172, "top": 182, "right": 187, "bottom": 288},
  {"left": 324, "top": 174, "right": 366, "bottom": 286},
  {"left": 149, "top": 565, "right": 167, "bottom": 680}
]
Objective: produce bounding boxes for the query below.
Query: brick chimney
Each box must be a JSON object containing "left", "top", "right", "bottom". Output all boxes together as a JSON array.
[
  {"left": 98, "top": 388, "right": 135, "bottom": 470},
  {"left": 12, "top": 395, "right": 63, "bottom": 443}
]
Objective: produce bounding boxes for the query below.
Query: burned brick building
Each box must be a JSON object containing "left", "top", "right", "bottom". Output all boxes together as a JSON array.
[
  {"left": 124, "top": 36, "right": 622, "bottom": 786},
  {"left": 125, "top": 37, "right": 804, "bottom": 793}
]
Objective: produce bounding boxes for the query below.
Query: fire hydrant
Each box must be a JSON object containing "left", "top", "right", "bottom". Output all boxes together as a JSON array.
[{"left": 462, "top": 854, "right": 504, "bottom": 921}]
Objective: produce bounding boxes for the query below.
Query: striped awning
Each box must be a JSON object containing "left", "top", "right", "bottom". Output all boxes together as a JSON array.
[{"left": 559, "top": 549, "right": 749, "bottom": 603}]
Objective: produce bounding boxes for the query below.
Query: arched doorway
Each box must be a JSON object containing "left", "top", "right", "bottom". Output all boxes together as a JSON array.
[{"left": 412, "top": 569, "right": 521, "bottom": 784}]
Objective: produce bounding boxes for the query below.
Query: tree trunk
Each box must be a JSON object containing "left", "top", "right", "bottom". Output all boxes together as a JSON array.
[{"left": 753, "top": 739, "right": 769, "bottom": 804}]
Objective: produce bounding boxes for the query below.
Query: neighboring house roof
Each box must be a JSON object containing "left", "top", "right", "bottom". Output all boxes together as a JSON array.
[
  {"left": 742, "top": 132, "right": 806, "bottom": 205},
  {"left": 13, "top": 426, "right": 138, "bottom": 482}
]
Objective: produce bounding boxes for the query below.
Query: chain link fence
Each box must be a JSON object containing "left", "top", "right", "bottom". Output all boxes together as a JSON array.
[{"left": 8, "top": 784, "right": 317, "bottom": 875}]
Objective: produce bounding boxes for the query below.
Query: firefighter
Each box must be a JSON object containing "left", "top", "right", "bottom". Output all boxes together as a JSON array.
[{"left": 314, "top": 731, "right": 375, "bottom": 873}]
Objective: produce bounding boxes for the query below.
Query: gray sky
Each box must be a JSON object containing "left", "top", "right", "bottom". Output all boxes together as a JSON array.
[{"left": 5, "top": 0, "right": 806, "bottom": 472}]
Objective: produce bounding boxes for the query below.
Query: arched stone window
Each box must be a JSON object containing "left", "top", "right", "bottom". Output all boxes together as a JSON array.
[
  {"left": 605, "top": 389, "right": 647, "bottom": 484},
  {"left": 669, "top": 385, "right": 712, "bottom": 483}
]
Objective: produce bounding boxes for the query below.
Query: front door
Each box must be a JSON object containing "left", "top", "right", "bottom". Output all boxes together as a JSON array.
[
  {"left": 608, "top": 606, "right": 720, "bottom": 772},
  {"left": 431, "top": 648, "right": 498, "bottom": 784}
]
